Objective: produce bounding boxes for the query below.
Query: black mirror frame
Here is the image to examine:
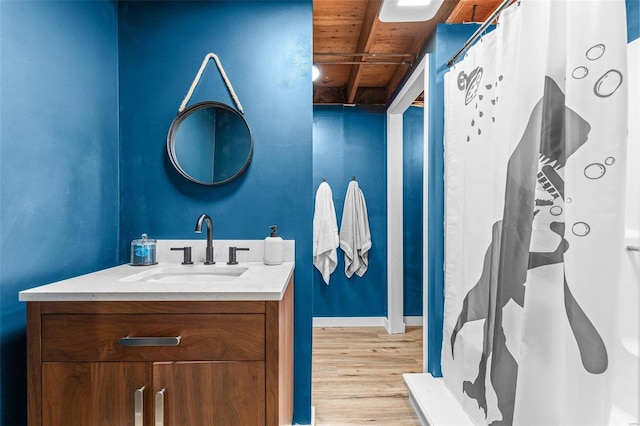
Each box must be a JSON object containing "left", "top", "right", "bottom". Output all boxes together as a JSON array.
[{"left": 166, "top": 101, "right": 254, "bottom": 186}]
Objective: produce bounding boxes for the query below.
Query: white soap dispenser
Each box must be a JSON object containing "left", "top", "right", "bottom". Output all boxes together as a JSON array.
[{"left": 264, "top": 225, "right": 284, "bottom": 265}]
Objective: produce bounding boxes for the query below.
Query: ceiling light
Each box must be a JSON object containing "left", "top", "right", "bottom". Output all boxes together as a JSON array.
[
  {"left": 379, "top": 0, "right": 443, "bottom": 22},
  {"left": 312, "top": 65, "right": 320, "bottom": 81}
]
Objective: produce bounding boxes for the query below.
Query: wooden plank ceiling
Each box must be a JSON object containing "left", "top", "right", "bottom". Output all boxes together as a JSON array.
[{"left": 313, "top": 0, "right": 505, "bottom": 106}]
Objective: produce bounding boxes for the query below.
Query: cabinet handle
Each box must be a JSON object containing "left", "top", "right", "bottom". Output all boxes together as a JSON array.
[
  {"left": 134, "top": 386, "right": 145, "bottom": 426},
  {"left": 155, "top": 389, "right": 165, "bottom": 426},
  {"left": 118, "top": 336, "right": 181, "bottom": 346}
]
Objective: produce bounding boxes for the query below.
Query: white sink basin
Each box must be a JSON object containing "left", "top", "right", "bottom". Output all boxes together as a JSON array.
[{"left": 120, "top": 265, "right": 248, "bottom": 284}]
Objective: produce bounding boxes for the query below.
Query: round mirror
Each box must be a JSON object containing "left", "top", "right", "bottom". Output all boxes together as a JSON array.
[{"left": 167, "top": 101, "right": 253, "bottom": 185}]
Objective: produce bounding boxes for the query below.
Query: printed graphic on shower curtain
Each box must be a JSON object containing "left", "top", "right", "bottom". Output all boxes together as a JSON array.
[{"left": 442, "top": 1, "right": 628, "bottom": 425}]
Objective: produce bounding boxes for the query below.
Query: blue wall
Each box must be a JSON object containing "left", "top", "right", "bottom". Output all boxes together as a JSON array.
[
  {"left": 312, "top": 105, "right": 424, "bottom": 319},
  {"left": 312, "top": 106, "right": 387, "bottom": 317},
  {"left": 403, "top": 106, "right": 424, "bottom": 316},
  {"left": 0, "top": 1, "right": 119, "bottom": 424},
  {"left": 627, "top": 0, "right": 639, "bottom": 42},
  {"left": 118, "top": 1, "right": 313, "bottom": 423}
]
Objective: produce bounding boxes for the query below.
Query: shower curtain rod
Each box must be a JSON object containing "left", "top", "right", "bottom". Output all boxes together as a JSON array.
[{"left": 446, "top": 0, "right": 515, "bottom": 68}]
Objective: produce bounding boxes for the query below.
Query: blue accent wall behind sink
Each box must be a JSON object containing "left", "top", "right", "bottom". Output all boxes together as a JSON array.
[{"left": 117, "top": 2, "right": 313, "bottom": 423}]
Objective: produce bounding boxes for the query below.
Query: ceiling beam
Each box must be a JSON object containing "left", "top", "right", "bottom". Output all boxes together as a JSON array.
[
  {"left": 346, "top": 0, "right": 383, "bottom": 104},
  {"left": 315, "top": 52, "right": 415, "bottom": 58},
  {"left": 316, "top": 60, "right": 413, "bottom": 65},
  {"left": 313, "top": 86, "right": 347, "bottom": 104},
  {"left": 447, "top": 0, "right": 505, "bottom": 23}
]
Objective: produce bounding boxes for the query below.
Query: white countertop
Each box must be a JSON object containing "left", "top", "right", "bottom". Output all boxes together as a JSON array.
[
  {"left": 19, "top": 261, "right": 294, "bottom": 302},
  {"left": 19, "top": 239, "right": 295, "bottom": 302}
]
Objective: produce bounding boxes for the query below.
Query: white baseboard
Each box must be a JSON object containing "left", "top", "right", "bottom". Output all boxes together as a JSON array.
[
  {"left": 404, "top": 316, "right": 423, "bottom": 326},
  {"left": 314, "top": 316, "right": 386, "bottom": 327},
  {"left": 313, "top": 316, "right": 423, "bottom": 328}
]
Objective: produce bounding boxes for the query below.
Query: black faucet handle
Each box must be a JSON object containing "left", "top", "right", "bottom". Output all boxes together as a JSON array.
[
  {"left": 170, "top": 247, "right": 193, "bottom": 265},
  {"left": 227, "top": 247, "right": 250, "bottom": 265}
]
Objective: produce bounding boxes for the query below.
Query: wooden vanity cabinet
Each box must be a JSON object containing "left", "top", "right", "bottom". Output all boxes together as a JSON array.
[{"left": 26, "top": 278, "right": 293, "bottom": 426}]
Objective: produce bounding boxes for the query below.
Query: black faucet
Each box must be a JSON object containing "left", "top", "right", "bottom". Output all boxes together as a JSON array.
[{"left": 194, "top": 214, "right": 215, "bottom": 264}]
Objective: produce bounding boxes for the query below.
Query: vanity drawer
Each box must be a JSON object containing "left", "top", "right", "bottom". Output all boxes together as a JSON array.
[{"left": 41, "top": 314, "right": 265, "bottom": 362}]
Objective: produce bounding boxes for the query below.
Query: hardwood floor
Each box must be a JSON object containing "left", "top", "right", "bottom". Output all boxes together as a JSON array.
[{"left": 312, "top": 326, "right": 423, "bottom": 426}]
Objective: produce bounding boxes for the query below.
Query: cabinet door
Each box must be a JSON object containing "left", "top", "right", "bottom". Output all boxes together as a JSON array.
[
  {"left": 154, "top": 361, "right": 265, "bottom": 426},
  {"left": 42, "top": 362, "right": 151, "bottom": 426}
]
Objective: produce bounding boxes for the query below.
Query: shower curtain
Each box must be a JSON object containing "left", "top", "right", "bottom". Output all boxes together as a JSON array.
[{"left": 442, "top": 1, "right": 629, "bottom": 425}]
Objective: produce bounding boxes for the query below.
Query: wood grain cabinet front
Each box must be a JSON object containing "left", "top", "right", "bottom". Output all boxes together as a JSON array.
[{"left": 27, "top": 277, "right": 293, "bottom": 426}]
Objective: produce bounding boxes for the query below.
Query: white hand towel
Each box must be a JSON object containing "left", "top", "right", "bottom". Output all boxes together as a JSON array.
[
  {"left": 340, "top": 180, "right": 372, "bottom": 278},
  {"left": 313, "top": 181, "right": 340, "bottom": 284}
]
